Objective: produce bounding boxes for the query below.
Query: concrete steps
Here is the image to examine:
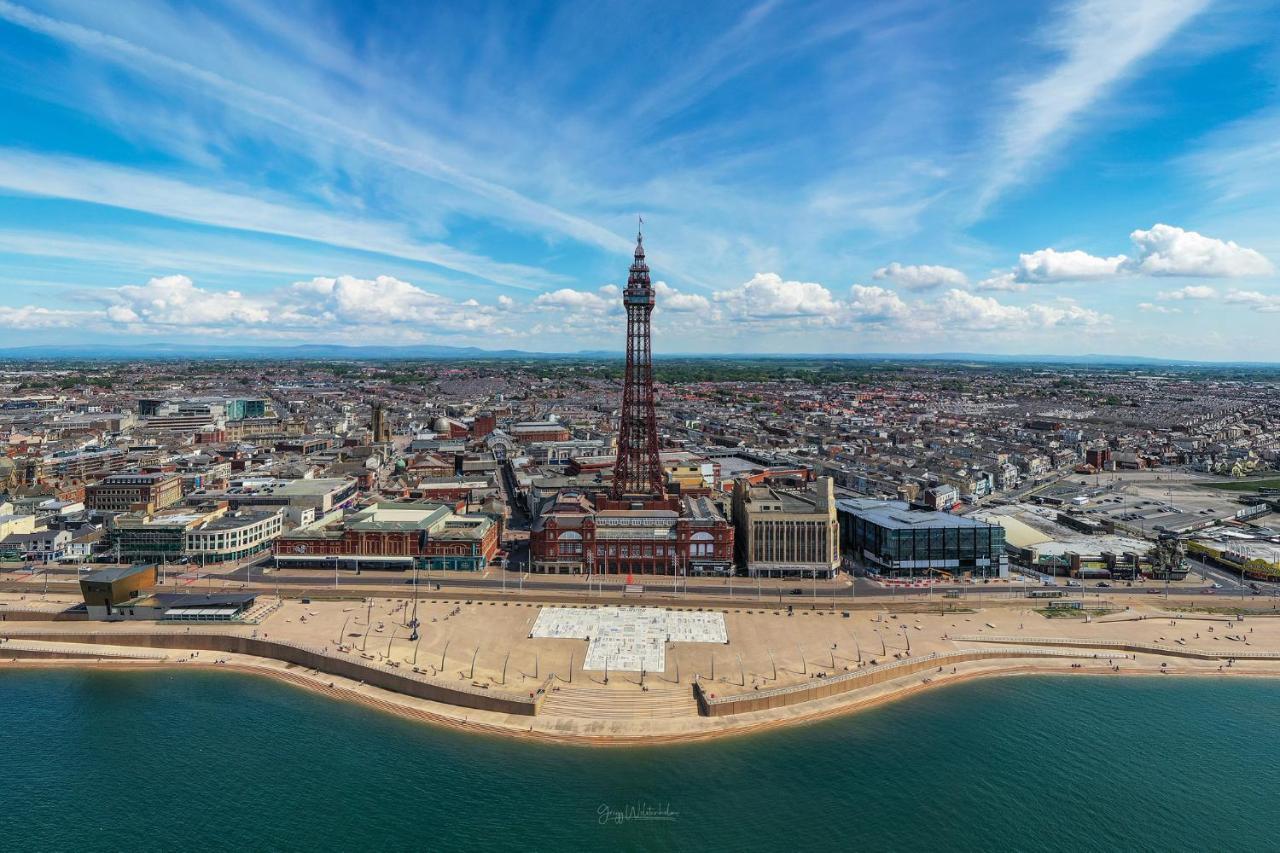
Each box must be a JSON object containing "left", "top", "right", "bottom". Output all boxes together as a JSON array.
[{"left": 538, "top": 684, "right": 698, "bottom": 719}]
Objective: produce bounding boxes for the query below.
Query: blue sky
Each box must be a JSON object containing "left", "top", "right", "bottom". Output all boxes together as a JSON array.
[{"left": 2, "top": 0, "right": 1280, "bottom": 358}]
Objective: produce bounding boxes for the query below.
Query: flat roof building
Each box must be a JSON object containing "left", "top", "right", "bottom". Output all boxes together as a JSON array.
[
  {"left": 733, "top": 476, "right": 839, "bottom": 579},
  {"left": 103, "top": 591, "right": 258, "bottom": 621},
  {"left": 85, "top": 472, "right": 183, "bottom": 514},
  {"left": 186, "top": 477, "right": 358, "bottom": 517},
  {"left": 274, "top": 501, "right": 499, "bottom": 572},
  {"left": 837, "top": 498, "right": 1008, "bottom": 578}
]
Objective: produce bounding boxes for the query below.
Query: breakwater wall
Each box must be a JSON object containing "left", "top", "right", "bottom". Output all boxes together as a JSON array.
[{"left": 0, "top": 629, "right": 539, "bottom": 716}]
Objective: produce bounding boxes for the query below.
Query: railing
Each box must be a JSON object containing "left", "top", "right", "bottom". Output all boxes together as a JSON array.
[
  {"left": 0, "top": 637, "right": 169, "bottom": 660},
  {"left": 0, "top": 628, "right": 540, "bottom": 715},
  {"left": 695, "top": 646, "right": 1103, "bottom": 716},
  {"left": 948, "top": 634, "right": 1280, "bottom": 661}
]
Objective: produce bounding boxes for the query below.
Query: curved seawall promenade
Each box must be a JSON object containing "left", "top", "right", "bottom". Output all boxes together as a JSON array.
[{"left": 6, "top": 592, "right": 1280, "bottom": 745}]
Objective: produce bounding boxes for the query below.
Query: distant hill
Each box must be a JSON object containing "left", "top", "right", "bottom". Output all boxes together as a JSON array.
[
  {"left": 0, "top": 342, "right": 1276, "bottom": 367},
  {"left": 0, "top": 342, "right": 562, "bottom": 360}
]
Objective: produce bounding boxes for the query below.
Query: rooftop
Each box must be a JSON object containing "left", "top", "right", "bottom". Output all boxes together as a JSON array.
[
  {"left": 836, "top": 498, "right": 998, "bottom": 530},
  {"left": 82, "top": 564, "right": 153, "bottom": 584}
]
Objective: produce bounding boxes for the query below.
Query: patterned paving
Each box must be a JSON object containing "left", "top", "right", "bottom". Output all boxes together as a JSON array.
[{"left": 531, "top": 606, "right": 727, "bottom": 672}]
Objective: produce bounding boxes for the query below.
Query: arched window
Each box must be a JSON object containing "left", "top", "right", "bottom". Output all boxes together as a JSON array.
[
  {"left": 690, "top": 531, "right": 714, "bottom": 557},
  {"left": 558, "top": 530, "right": 582, "bottom": 556}
]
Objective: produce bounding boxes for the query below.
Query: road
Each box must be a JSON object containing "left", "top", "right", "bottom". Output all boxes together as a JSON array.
[
  {"left": 1184, "top": 553, "right": 1280, "bottom": 599},
  {"left": 200, "top": 561, "right": 1237, "bottom": 603},
  {"left": 8, "top": 548, "right": 1258, "bottom": 604}
]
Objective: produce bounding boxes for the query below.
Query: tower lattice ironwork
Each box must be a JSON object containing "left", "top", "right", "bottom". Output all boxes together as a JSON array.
[{"left": 611, "top": 226, "right": 664, "bottom": 499}]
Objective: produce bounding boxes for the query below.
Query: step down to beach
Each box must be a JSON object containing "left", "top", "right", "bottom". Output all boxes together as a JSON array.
[{"left": 538, "top": 685, "right": 698, "bottom": 719}]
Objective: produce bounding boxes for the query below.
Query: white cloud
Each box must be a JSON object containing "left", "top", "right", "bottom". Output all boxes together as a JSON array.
[
  {"left": 534, "top": 287, "right": 615, "bottom": 312},
  {"left": 974, "top": 273, "right": 1028, "bottom": 293},
  {"left": 1015, "top": 248, "right": 1127, "bottom": 282},
  {"left": 872, "top": 262, "right": 967, "bottom": 291},
  {"left": 1156, "top": 285, "right": 1217, "bottom": 301},
  {"left": 714, "top": 273, "right": 841, "bottom": 320},
  {"left": 105, "top": 274, "right": 271, "bottom": 326},
  {"left": 280, "top": 275, "right": 502, "bottom": 333},
  {"left": 847, "top": 284, "right": 910, "bottom": 323},
  {"left": 980, "top": 225, "right": 1272, "bottom": 291},
  {"left": 1138, "top": 302, "right": 1180, "bottom": 314},
  {"left": 654, "top": 281, "right": 711, "bottom": 312},
  {"left": 83, "top": 273, "right": 509, "bottom": 338},
  {"left": 1126, "top": 224, "right": 1274, "bottom": 277},
  {"left": 1223, "top": 289, "right": 1280, "bottom": 313},
  {"left": 937, "top": 289, "right": 1108, "bottom": 331},
  {"left": 0, "top": 304, "right": 93, "bottom": 329}
]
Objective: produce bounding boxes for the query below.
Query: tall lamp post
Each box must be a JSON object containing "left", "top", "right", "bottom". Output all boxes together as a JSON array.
[{"left": 408, "top": 561, "right": 421, "bottom": 634}]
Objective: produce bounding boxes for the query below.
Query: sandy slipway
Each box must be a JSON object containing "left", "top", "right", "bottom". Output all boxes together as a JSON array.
[{"left": 4, "top": 593, "right": 1280, "bottom": 745}]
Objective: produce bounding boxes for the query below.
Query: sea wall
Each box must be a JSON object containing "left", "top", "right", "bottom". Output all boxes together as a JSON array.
[
  {"left": 0, "top": 609, "right": 87, "bottom": 622},
  {"left": 0, "top": 630, "right": 539, "bottom": 716}
]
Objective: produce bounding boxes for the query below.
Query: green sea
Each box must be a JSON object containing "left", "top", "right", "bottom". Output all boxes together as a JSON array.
[{"left": 2, "top": 669, "right": 1277, "bottom": 852}]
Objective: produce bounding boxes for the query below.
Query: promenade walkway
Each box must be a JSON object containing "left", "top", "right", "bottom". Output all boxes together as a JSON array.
[{"left": 949, "top": 634, "right": 1280, "bottom": 660}]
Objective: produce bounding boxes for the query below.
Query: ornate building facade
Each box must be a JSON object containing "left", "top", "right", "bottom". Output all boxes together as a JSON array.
[{"left": 529, "top": 232, "right": 734, "bottom": 576}]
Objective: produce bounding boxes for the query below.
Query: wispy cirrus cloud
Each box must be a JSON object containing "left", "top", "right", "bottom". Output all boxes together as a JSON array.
[
  {"left": 973, "top": 0, "right": 1211, "bottom": 216},
  {"left": 0, "top": 0, "right": 633, "bottom": 258},
  {"left": 0, "top": 149, "right": 560, "bottom": 290}
]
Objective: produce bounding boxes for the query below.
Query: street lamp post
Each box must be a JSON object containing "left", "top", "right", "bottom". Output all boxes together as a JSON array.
[
  {"left": 411, "top": 627, "right": 424, "bottom": 666},
  {"left": 409, "top": 563, "right": 420, "bottom": 631}
]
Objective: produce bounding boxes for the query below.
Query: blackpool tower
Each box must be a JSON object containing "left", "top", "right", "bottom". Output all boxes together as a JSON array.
[{"left": 611, "top": 225, "right": 665, "bottom": 499}]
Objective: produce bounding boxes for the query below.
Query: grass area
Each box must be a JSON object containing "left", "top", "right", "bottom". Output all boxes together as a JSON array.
[
  {"left": 1038, "top": 607, "right": 1120, "bottom": 619},
  {"left": 1168, "top": 605, "right": 1280, "bottom": 616},
  {"left": 1203, "top": 477, "right": 1280, "bottom": 492}
]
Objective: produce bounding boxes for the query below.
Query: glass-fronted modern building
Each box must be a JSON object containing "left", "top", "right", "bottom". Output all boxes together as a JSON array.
[{"left": 836, "top": 498, "right": 1008, "bottom": 578}]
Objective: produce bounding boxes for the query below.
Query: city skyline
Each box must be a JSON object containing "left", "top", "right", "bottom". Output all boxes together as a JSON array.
[{"left": 2, "top": 0, "right": 1280, "bottom": 359}]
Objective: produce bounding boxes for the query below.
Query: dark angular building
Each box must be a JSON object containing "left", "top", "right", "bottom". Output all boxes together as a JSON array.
[{"left": 836, "top": 498, "right": 1008, "bottom": 578}]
